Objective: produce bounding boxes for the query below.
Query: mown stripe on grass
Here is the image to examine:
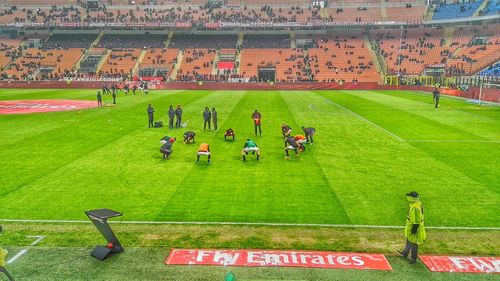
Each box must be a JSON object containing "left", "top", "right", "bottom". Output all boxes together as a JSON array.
[
  {"left": 319, "top": 91, "right": 486, "bottom": 141},
  {"left": 309, "top": 91, "right": 499, "bottom": 227},
  {"left": 158, "top": 90, "right": 351, "bottom": 224},
  {"left": 352, "top": 90, "right": 500, "bottom": 141},
  {"left": 0, "top": 90, "right": 202, "bottom": 199}
]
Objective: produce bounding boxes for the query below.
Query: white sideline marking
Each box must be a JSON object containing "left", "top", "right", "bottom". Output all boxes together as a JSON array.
[
  {"left": 0, "top": 219, "right": 498, "bottom": 231},
  {"left": 6, "top": 249, "right": 27, "bottom": 264},
  {"left": 321, "top": 98, "right": 406, "bottom": 142},
  {"left": 6, "top": 235, "right": 45, "bottom": 264},
  {"left": 406, "top": 140, "right": 500, "bottom": 143}
]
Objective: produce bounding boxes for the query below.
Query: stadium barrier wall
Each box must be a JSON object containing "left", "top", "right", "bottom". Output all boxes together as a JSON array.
[{"left": 0, "top": 81, "right": 498, "bottom": 103}]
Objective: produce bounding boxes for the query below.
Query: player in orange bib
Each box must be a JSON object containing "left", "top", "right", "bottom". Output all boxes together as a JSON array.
[
  {"left": 196, "top": 143, "right": 211, "bottom": 164},
  {"left": 294, "top": 134, "right": 307, "bottom": 152},
  {"left": 251, "top": 110, "right": 262, "bottom": 136}
]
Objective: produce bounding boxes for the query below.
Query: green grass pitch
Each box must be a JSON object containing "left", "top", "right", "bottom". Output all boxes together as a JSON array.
[{"left": 0, "top": 89, "right": 499, "bottom": 227}]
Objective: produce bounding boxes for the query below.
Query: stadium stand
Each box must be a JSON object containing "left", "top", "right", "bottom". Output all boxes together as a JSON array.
[
  {"left": 99, "top": 49, "right": 142, "bottom": 78},
  {"left": 0, "top": 37, "right": 21, "bottom": 71},
  {"left": 177, "top": 49, "right": 216, "bottom": 81},
  {"left": 97, "top": 34, "right": 166, "bottom": 49},
  {"left": 138, "top": 48, "right": 179, "bottom": 78},
  {"left": 44, "top": 34, "right": 97, "bottom": 49},
  {"left": 477, "top": 0, "right": 500, "bottom": 16},
  {"left": 169, "top": 34, "right": 237, "bottom": 50},
  {"left": 308, "top": 34, "right": 380, "bottom": 83},
  {"left": 243, "top": 34, "right": 291, "bottom": 49},
  {"left": 432, "top": 0, "right": 484, "bottom": 20},
  {"left": 478, "top": 61, "right": 500, "bottom": 76}
]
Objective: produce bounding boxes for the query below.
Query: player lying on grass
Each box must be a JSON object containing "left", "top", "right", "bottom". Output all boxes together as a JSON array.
[
  {"left": 242, "top": 138, "right": 260, "bottom": 161},
  {"left": 281, "top": 123, "right": 292, "bottom": 138},
  {"left": 224, "top": 128, "right": 235, "bottom": 141},
  {"left": 183, "top": 131, "right": 196, "bottom": 144},
  {"left": 302, "top": 126, "right": 316, "bottom": 144},
  {"left": 160, "top": 137, "right": 176, "bottom": 159},
  {"left": 196, "top": 143, "right": 211, "bottom": 164},
  {"left": 294, "top": 134, "right": 307, "bottom": 152},
  {"left": 284, "top": 136, "right": 299, "bottom": 159}
]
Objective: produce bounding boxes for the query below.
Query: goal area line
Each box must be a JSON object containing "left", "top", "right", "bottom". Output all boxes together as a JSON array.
[{"left": 0, "top": 219, "right": 498, "bottom": 231}]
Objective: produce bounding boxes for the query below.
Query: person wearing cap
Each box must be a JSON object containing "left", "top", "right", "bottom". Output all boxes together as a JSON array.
[
  {"left": 160, "top": 137, "right": 176, "bottom": 159},
  {"left": 183, "top": 131, "right": 196, "bottom": 144},
  {"left": 242, "top": 138, "right": 260, "bottom": 161},
  {"left": 302, "top": 126, "right": 316, "bottom": 144},
  {"left": 224, "top": 128, "right": 235, "bottom": 141},
  {"left": 196, "top": 143, "right": 211, "bottom": 164},
  {"left": 398, "top": 191, "right": 426, "bottom": 264}
]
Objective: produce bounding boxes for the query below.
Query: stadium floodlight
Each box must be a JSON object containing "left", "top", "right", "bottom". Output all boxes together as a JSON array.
[
  {"left": 479, "top": 83, "right": 500, "bottom": 105},
  {"left": 85, "top": 209, "right": 124, "bottom": 261}
]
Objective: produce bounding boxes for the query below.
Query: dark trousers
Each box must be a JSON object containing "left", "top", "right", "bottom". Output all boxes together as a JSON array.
[
  {"left": 169, "top": 118, "right": 174, "bottom": 129},
  {"left": 204, "top": 119, "right": 211, "bottom": 130},
  {"left": 160, "top": 148, "right": 172, "bottom": 159},
  {"left": 306, "top": 133, "right": 314, "bottom": 143},
  {"left": 97, "top": 100, "right": 102, "bottom": 106},
  {"left": 435, "top": 98, "right": 440, "bottom": 108},
  {"left": 0, "top": 267, "right": 15, "bottom": 281},
  {"left": 401, "top": 239, "right": 419, "bottom": 261},
  {"left": 148, "top": 116, "right": 154, "bottom": 128},
  {"left": 213, "top": 119, "right": 217, "bottom": 131},
  {"left": 112, "top": 97, "right": 116, "bottom": 104},
  {"left": 254, "top": 124, "right": 262, "bottom": 136},
  {"left": 176, "top": 116, "right": 182, "bottom": 128}
]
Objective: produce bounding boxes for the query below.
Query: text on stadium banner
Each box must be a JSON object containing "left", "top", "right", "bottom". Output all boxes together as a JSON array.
[
  {"left": 165, "top": 249, "right": 392, "bottom": 270},
  {"left": 420, "top": 255, "right": 499, "bottom": 274}
]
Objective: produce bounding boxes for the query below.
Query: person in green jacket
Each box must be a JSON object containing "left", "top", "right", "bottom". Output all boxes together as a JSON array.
[
  {"left": 398, "top": 191, "right": 426, "bottom": 264},
  {"left": 1, "top": 247, "right": 15, "bottom": 281}
]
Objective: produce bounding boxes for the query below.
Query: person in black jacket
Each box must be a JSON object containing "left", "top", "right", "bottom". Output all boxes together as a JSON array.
[
  {"left": 302, "top": 126, "right": 316, "bottom": 144},
  {"left": 147, "top": 104, "right": 154, "bottom": 128},
  {"left": 183, "top": 131, "right": 196, "bottom": 144},
  {"left": 175, "top": 105, "right": 183, "bottom": 128},
  {"left": 97, "top": 91, "right": 102, "bottom": 106},
  {"left": 284, "top": 136, "right": 299, "bottom": 159},
  {"left": 212, "top": 107, "right": 218, "bottom": 131},
  {"left": 203, "top": 107, "right": 212, "bottom": 130},
  {"left": 168, "top": 105, "right": 175, "bottom": 129}
]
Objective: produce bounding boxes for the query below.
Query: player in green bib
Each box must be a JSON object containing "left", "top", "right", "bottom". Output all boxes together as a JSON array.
[{"left": 242, "top": 138, "right": 260, "bottom": 161}]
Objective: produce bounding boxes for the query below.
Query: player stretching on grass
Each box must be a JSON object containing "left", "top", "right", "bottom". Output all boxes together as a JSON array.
[
  {"left": 284, "top": 136, "right": 299, "bottom": 159},
  {"left": 251, "top": 110, "right": 262, "bottom": 136},
  {"left": 196, "top": 143, "right": 211, "bottom": 164},
  {"left": 242, "top": 138, "right": 260, "bottom": 161},
  {"left": 294, "top": 134, "right": 307, "bottom": 152},
  {"left": 281, "top": 123, "right": 292, "bottom": 138},
  {"left": 183, "top": 131, "right": 196, "bottom": 144},
  {"left": 302, "top": 126, "right": 316, "bottom": 144},
  {"left": 160, "top": 137, "right": 175, "bottom": 159},
  {"left": 224, "top": 128, "right": 235, "bottom": 141}
]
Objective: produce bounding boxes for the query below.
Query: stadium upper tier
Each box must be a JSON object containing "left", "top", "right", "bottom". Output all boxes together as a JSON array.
[{"left": 1, "top": 27, "right": 499, "bottom": 82}]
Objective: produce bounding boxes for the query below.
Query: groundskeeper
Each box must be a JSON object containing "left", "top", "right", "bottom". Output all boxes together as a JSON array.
[{"left": 398, "top": 191, "right": 426, "bottom": 264}]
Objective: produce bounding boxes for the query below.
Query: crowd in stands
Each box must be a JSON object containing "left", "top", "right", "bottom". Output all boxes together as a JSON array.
[
  {"left": 432, "top": 0, "right": 484, "bottom": 20},
  {"left": 169, "top": 34, "right": 237, "bottom": 49},
  {"left": 478, "top": 62, "right": 500, "bottom": 76},
  {"left": 43, "top": 34, "right": 97, "bottom": 49},
  {"left": 477, "top": 0, "right": 500, "bottom": 16},
  {"left": 97, "top": 34, "right": 165, "bottom": 49},
  {"left": 0, "top": 2, "right": 436, "bottom": 27}
]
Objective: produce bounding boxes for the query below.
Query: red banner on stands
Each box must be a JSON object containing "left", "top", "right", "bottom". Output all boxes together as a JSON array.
[
  {"left": 166, "top": 249, "right": 392, "bottom": 271},
  {"left": 421, "top": 256, "right": 500, "bottom": 274}
]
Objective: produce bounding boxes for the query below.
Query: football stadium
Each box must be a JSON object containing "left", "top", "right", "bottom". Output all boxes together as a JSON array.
[{"left": 0, "top": 0, "right": 499, "bottom": 280}]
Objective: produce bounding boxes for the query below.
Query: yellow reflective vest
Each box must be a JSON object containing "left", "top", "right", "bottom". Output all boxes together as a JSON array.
[{"left": 404, "top": 201, "right": 426, "bottom": 244}]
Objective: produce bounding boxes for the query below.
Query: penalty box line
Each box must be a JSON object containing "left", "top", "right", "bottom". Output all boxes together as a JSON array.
[{"left": 0, "top": 219, "right": 499, "bottom": 231}]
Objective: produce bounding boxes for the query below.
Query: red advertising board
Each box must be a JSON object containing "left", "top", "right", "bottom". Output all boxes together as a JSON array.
[
  {"left": 421, "top": 255, "right": 499, "bottom": 274},
  {"left": 166, "top": 249, "right": 392, "bottom": 271}
]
